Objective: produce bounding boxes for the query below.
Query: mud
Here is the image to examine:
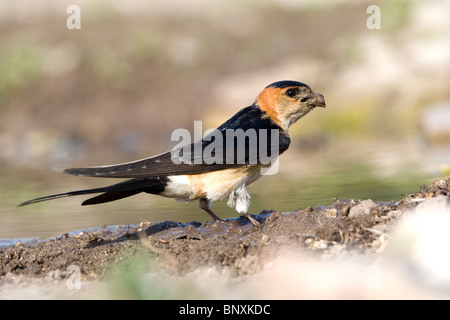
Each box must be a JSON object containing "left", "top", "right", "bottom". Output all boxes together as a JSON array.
[{"left": 1, "top": 178, "right": 449, "bottom": 296}]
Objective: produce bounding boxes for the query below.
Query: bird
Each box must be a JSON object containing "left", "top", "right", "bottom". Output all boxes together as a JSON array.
[{"left": 19, "top": 80, "right": 326, "bottom": 227}]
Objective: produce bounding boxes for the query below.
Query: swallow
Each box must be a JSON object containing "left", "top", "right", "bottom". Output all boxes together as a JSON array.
[{"left": 19, "top": 80, "right": 326, "bottom": 227}]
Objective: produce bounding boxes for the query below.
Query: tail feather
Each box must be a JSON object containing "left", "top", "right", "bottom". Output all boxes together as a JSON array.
[
  {"left": 18, "top": 177, "right": 169, "bottom": 207},
  {"left": 81, "top": 189, "right": 144, "bottom": 206},
  {"left": 18, "top": 187, "right": 113, "bottom": 206}
]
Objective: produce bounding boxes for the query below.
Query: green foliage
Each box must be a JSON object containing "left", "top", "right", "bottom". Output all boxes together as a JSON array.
[
  {"left": 0, "top": 45, "right": 42, "bottom": 98},
  {"left": 381, "top": 0, "right": 413, "bottom": 32}
]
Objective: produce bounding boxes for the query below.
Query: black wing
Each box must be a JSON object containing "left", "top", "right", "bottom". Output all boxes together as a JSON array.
[{"left": 64, "top": 105, "right": 291, "bottom": 178}]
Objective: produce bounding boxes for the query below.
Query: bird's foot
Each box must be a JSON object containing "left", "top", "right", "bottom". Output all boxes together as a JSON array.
[{"left": 243, "top": 213, "right": 262, "bottom": 228}]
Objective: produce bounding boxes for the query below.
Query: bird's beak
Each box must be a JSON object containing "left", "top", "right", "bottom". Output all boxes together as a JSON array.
[{"left": 305, "top": 92, "right": 326, "bottom": 108}]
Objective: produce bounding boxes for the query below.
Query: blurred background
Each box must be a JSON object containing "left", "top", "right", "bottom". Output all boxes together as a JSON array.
[{"left": 1, "top": 0, "right": 449, "bottom": 239}]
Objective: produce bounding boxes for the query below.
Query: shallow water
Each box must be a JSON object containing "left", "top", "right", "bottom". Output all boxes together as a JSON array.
[{"left": 0, "top": 140, "right": 442, "bottom": 239}]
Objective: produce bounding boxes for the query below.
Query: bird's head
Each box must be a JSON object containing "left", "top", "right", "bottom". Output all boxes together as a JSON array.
[{"left": 256, "top": 80, "right": 326, "bottom": 132}]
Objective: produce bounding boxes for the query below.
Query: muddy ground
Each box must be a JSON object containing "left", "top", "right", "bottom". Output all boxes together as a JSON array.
[{"left": 1, "top": 178, "right": 449, "bottom": 299}]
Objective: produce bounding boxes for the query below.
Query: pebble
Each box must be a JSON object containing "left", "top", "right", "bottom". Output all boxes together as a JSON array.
[{"left": 348, "top": 199, "right": 377, "bottom": 218}]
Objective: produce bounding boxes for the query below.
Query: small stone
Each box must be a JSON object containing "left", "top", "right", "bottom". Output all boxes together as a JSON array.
[
  {"left": 324, "top": 208, "right": 337, "bottom": 218},
  {"left": 348, "top": 199, "right": 377, "bottom": 218}
]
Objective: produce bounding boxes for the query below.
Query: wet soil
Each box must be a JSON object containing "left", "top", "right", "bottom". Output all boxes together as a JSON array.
[{"left": 1, "top": 178, "right": 449, "bottom": 288}]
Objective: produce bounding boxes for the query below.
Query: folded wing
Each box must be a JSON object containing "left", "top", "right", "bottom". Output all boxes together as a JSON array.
[{"left": 64, "top": 105, "right": 290, "bottom": 179}]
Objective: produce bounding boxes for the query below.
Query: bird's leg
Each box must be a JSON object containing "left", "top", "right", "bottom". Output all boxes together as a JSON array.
[
  {"left": 243, "top": 212, "right": 261, "bottom": 228},
  {"left": 228, "top": 185, "right": 261, "bottom": 228},
  {"left": 199, "top": 198, "right": 222, "bottom": 221}
]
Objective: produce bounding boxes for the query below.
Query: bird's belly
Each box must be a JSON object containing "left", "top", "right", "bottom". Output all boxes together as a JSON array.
[
  {"left": 159, "top": 166, "right": 262, "bottom": 202},
  {"left": 158, "top": 175, "right": 193, "bottom": 200}
]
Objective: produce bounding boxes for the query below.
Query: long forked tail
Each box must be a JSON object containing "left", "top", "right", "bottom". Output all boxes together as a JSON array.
[{"left": 18, "top": 177, "right": 168, "bottom": 207}]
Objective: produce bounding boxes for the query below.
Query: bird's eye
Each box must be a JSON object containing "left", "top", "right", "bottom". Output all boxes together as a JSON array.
[{"left": 285, "top": 88, "right": 297, "bottom": 97}]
